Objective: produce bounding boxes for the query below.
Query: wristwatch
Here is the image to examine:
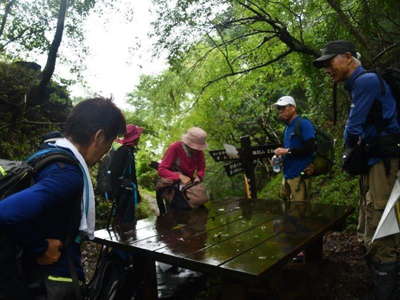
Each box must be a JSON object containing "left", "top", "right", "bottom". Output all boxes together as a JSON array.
[{"left": 287, "top": 148, "right": 292, "bottom": 154}]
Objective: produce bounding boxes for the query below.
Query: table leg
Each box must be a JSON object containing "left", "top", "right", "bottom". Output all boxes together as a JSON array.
[
  {"left": 219, "top": 279, "right": 248, "bottom": 300},
  {"left": 304, "top": 236, "right": 323, "bottom": 263},
  {"left": 136, "top": 254, "right": 158, "bottom": 300},
  {"left": 156, "top": 190, "right": 166, "bottom": 216}
]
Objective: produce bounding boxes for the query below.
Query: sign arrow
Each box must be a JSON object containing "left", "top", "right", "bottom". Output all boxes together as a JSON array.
[
  {"left": 209, "top": 149, "right": 234, "bottom": 162},
  {"left": 224, "top": 160, "right": 258, "bottom": 177},
  {"left": 224, "top": 160, "right": 244, "bottom": 177},
  {"left": 210, "top": 144, "right": 278, "bottom": 162},
  {"left": 250, "top": 145, "right": 276, "bottom": 159}
]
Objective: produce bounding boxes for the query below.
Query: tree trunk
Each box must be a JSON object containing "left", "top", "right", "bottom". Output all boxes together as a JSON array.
[
  {"left": 0, "top": 0, "right": 16, "bottom": 39},
  {"left": 31, "top": 0, "right": 69, "bottom": 106}
]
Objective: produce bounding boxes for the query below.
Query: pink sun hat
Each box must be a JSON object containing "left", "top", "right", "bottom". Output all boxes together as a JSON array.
[
  {"left": 182, "top": 127, "right": 208, "bottom": 151},
  {"left": 116, "top": 124, "right": 144, "bottom": 146}
]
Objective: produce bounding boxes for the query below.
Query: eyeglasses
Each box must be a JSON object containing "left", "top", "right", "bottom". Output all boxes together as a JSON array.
[
  {"left": 321, "top": 55, "right": 338, "bottom": 68},
  {"left": 276, "top": 105, "right": 288, "bottom": 111}
]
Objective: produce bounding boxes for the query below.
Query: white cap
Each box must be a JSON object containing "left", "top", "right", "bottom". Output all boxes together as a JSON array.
[{"left": 272, "top": 96, "right": 296, "bottom": 107}]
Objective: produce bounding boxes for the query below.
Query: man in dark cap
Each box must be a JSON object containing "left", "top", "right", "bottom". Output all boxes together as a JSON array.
[{"left": 314, "top": 40, "right": 400, "bottom": 300}]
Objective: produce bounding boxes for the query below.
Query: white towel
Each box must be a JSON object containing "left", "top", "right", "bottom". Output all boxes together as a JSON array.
[{"left": 45, "top": 137, "right": 96, "bottom": 239}]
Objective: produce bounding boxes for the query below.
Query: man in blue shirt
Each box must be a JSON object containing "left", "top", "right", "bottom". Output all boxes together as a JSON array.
[
  {"left": 0, "top": 97, "right": 126, "bottom": 300},
  {"left": 273, "top": 96, "right": 316, "bottom": 203},
  {"left": 314, "top": 40, "right": 400, "bottom": 300}
]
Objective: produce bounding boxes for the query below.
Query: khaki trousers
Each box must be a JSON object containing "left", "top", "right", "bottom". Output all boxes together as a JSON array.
[
  {"left": 281, "top": 176, "right": 311, "bottom": 203},
  {"left": 358, "top": 159, "right": 400, "bottom": 263}
]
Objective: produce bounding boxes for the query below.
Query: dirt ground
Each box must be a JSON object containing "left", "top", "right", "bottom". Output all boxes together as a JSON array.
[
  {"left": 82, "top": 230, "right": 372, "bottom": 300},
  {"left": 261, "top": 231, "right": 371, "bottom": 300}
]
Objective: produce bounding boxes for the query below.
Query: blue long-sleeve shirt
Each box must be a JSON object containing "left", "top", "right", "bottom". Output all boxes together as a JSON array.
[
  {"left": 344, "top": 66, "right": 400, "bottom": 148},
  {"left": 283, "top": 116, "right": 316, "bottom": 179},
  {"left": 0, "top": 160, "right": 84, "bottom": 279}
]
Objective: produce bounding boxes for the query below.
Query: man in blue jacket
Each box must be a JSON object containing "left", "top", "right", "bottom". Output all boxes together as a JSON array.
[
  {"left": 314, "top": 40, "right": 400, "bottom": 300},
  {"left": 273, "top": 96, "right": 316, "bottom": 203},
  {"left": 0, "top": 97, "right": 126, "bottom": 299}
]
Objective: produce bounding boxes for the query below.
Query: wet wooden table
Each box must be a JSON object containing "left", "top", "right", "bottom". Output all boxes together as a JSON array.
[{"left": 94, "top": 199, "right": 353, "bottom": 299}]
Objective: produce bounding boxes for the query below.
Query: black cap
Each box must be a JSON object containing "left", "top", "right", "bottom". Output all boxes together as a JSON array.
[{"left": 313, "top": 40, "right": 357, "bottom": 68}]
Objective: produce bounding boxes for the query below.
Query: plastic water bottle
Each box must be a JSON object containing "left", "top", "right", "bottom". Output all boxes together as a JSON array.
[{"left": 272, "top": 155, "right": 282, "bottom": 173}]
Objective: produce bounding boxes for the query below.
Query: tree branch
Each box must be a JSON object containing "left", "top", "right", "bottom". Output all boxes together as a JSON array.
[
  {"left": 207, "top": 26, "right": 234, "bottom": 73},
  {"left": 373, "top": 42, "right": 400, "bottom": 63},
  {"left": 22, "top": 120, "right": 64, "bottom": 126},
  {"left": 231, "top": 34, "right": 277, "bottom": 64},
  {"left": 201, "top": 49, "right": 293, "bottom": 92},
  {"left": 220, "top": 16, "right": 264, "bottom": 27},
  {"left": 326, "top": 0, "right": 368, "bottom": 49},
  {"left": 0, "top": 0, "right": 16, "bottom": 38},
  {"left": 0, "top": 26, "right": 30, "bottom": 51},
  {"left": 236, "top": 0, "right": 319, "bottom": 57},
  {"left": 185, "top": 30, "right": 268, "bottom": 76}
]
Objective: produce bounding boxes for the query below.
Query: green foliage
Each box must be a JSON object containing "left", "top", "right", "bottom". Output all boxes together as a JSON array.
[
  {"left": 258, "top": 173, "right": 283, "bottom": 201},
  {"left": 257, "top": 143, "right": 360, "bottom": 225},
  {"left": 136, "top": 189, "right": 156, "bottom": 220},
  {"left": 0, "top": 61, "right": 38, "bottom": 106},
  {"left": 0, "top": 1, "right": 102, "bottom": 53},
  {"left": 2, "top": 0, "right": 398, "bottom": 226},
  {"left": 137, "top": 168, "right": 158, "bottom": 191},
  {"left": 94, "top": 198, "right": 112, "bottom": 228},
  {"left": 0, "top": 61, "right": 73, "bottom": 159},
  {"left": 0, "top": 1, "right": 122, "bottom": 79},
  {"left": 128, "top": 0, "right": 400, "bottom": 209}
]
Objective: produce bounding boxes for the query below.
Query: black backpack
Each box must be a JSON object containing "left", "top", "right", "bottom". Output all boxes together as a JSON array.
[
  {"left": 293, "top": 118, "right": 335, "bottom": 176},
  {"left": 96, "top": 147, "right": 116, "bottom": 196},
  {"left": 97, "top": 146, "right": 140, "bottom": 231},
  {"left": 0, "top": 148, "right": 77, "bottom": 199},
  {"left": 85, "top": 247, "right": 137, "bottom": 300},
  {"left": 341, "top": 68, "right": 400, "bottom": 176},
  {"left": 380, "top": 68, "right": 400, "bottom": 105},
  {"left": 0, "top": 147, "right": 78, "bottom": 300},
  {"left": 353, "top": 67, "right": 400, "bottom": 128}
]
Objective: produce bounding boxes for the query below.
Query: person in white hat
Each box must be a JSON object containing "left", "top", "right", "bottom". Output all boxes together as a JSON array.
[
  {"left": 272, "top": 96, "right": 316, "bottom": 263},
  {"left": 272, "top": 96, "right": 316, "bottom": 203},
  {"left": 158, "top": 127, "right": 208, "bottom": 210}
]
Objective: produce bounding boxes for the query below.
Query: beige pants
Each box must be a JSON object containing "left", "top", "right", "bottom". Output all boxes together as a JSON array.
[
  {"left": 358, "top": 159, "right": 400, "bottom": 263},
  {"left": 281, "top": 176, "right": 311, "bottom": 203}
]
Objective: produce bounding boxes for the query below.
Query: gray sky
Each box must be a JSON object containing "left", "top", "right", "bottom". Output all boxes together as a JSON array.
[{"left": 53, "top": 1, "right": 168, "bottom": 110}]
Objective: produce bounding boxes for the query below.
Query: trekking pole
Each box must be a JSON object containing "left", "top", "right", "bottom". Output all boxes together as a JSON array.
[
  {"left": 333, "top": 82, "right": 337, "bottom": 126},
  {"left": 105, "top": 192, "right": 115, "bottom": 231}
]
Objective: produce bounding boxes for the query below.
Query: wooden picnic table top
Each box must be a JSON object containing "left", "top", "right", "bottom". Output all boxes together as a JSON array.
[{"left": 94, "top": 198, "right": 353, "bottom": 281}]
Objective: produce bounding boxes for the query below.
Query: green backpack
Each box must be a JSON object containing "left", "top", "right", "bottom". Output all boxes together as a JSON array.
[{"left": 294, "top": 118, "right": 334, "bottom": 176}]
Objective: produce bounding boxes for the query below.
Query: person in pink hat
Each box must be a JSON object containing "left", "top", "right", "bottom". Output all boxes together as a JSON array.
[
  {"left": 107, "top": 124, "right": 144, "bottom": 229},
  {"left": 158, "top": 127, "right": 207, "bottom": 210}
]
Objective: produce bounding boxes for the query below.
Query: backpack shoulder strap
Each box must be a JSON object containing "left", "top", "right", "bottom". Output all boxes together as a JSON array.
[
  {"left": 30, "top": 148, "right": 82, "bottom": 299},
  {"left": 293, "top": 117, "right": 303, "bottom": 140},
  {"left": 353, "top": 70, "right": 386, "bottom": 96},
  {"left": 27, "top": 148, "right": 78, "bottom": 173},
  {"left": 352, "top": 70, "right": 369, "bottom": 81}
]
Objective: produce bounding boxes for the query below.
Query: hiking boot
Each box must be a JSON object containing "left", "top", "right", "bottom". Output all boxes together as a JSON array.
[{"left": 292, "top": 251, "right": 305, "bottom": 263}]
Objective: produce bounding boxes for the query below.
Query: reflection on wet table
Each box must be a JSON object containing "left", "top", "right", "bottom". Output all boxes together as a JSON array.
[{"left": 95, "top": 198, "right": 353, "bottom": 280}]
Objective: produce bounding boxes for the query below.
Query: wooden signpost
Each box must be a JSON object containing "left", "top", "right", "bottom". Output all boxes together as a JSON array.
[{"left": 209, "top": 136, "right": 277, "bottom": 200}]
